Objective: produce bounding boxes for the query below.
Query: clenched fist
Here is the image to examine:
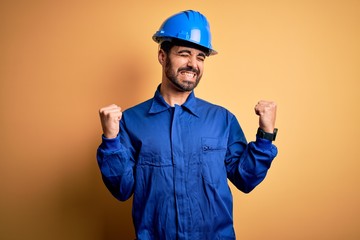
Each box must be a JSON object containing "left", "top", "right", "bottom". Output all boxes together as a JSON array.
[
  {"left": 99, "top": 104, "right": 122, "bottom": 139},
  {"left": 254, "top": 100, "right": 277, "bottom": 133}
]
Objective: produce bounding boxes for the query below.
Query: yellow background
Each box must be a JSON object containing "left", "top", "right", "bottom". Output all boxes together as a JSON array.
[{"left": 1, "top": 1, "right": 359, "bottom": 239}]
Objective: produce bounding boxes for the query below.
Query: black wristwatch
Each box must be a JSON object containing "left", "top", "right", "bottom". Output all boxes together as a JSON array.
[{"left": 256, "top": 128, "right": 278, "bottom": 141}]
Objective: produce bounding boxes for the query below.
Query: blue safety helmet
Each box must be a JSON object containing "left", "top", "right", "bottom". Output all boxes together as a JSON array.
[{"left": 152, "top": 10, "right": 217, "bottom": 56}]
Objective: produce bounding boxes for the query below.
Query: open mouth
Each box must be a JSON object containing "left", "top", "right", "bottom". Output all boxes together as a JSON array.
[{"left": 179, "top": 70, "right": 197, "bottom": 79}]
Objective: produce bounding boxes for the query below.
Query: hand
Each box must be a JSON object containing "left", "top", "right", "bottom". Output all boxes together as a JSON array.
[
  {"left": 254, "top": 100, "right": 277, "bottom": 133},
  {"left": 99, "top": 104, "right": 122, "bottom": 139}
]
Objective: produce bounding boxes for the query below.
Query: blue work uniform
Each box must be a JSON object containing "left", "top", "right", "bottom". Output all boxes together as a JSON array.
[{"left": 97, "top": 86, "right": 278, "bottom": 240}]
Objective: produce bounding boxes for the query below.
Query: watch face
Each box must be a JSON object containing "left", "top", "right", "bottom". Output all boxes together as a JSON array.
[{"left": 273, "top": 128, "right": 278, "bottom": 141}]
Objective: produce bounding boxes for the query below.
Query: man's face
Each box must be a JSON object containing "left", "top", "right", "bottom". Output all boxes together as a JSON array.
[{"left": 164, "top": 46, "right": 206, "bottom": 92}]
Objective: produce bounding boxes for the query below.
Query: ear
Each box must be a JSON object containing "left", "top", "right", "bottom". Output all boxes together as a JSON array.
[{"left": 158, "top": 49, "right": 166, "bottom": 65}]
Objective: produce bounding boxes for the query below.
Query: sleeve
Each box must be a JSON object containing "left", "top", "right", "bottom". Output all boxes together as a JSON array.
[
  {"left": 225, "top": 115, "right": 278, "bottom": 193},
  {"left": 96, "top": 119, "right": 136, "bottom": 201}
]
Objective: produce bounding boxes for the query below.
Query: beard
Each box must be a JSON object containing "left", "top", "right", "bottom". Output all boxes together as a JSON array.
[{"left": 165, "top": 57, "right": 202, "bottom": 92}]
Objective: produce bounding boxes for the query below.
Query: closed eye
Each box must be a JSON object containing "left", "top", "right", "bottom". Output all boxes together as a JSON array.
[
  {"left": 177, "top": 50, "right": 206, "bottom": 61},
  {"left": 178, "top": 50, "right": 191, "bottom": 57},
  {"left": 197, "top": 54, "right": 206, "bottom": 61}
]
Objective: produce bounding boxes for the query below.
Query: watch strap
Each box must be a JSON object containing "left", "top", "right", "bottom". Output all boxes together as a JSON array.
[{"left": 256, "top": 128, "right": 278, "bottom": 141}]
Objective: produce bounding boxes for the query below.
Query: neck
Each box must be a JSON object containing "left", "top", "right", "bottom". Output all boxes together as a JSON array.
[{"left": 160, "top": 83, "right": 191, "bottom": 107}]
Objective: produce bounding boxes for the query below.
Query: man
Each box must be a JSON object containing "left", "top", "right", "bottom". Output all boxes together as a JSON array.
[{"left": 97, "top": 10, "right": 278, "bottom": 240}]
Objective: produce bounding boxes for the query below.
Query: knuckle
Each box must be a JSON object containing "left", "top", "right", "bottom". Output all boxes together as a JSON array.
[{"left": 99, "top": 107, "right": 106, "bottom": 113}]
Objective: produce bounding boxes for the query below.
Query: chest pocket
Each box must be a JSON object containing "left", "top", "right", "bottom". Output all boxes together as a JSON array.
[
  {"left": 136, "top": 137, "right": 173, "bottom": 167},
  {"left": 201, "top": 137, "right": 227, "bottom": 185}
]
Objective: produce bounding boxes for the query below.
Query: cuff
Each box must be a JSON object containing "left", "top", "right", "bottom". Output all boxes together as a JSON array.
[
  {"left": 255, "top": 137, "right": 273, "bottom": 148},
  {"left": 254, "top": 137, "right": 278, "bottom": 157},
  {"left": 100, "top": 134, "right": 122, "bottom": 152}
]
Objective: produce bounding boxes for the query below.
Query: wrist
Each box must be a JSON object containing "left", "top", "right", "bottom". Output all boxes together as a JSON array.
[
  {"left": 103, "top": 130, "right": 119, "bottom": 139},
  {"left": 256, "top": 128, "right": 278, "bottom": 141}
]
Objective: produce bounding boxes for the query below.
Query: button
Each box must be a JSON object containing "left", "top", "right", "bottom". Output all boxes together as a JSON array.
[{"left": 203, "top": 146, "right": 209, "bottom": 151}]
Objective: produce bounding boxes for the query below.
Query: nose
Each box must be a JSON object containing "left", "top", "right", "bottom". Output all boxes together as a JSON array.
[{"left": 187, "top": 55, "right": 198, "bottom": 70}]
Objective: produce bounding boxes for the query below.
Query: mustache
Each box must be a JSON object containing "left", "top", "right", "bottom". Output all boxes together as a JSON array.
[{"left": 178, "top": 67, "right": 200, "bottom": 75}]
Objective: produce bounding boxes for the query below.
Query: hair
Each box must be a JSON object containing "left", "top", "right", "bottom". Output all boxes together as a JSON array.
[{"left": 160, "top": 39, "right": 210, "bottom": 56}]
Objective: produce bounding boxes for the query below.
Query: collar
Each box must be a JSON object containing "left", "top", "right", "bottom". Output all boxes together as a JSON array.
[{"left": 148, "top": 85, "right": 199, "bottom": 117}]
